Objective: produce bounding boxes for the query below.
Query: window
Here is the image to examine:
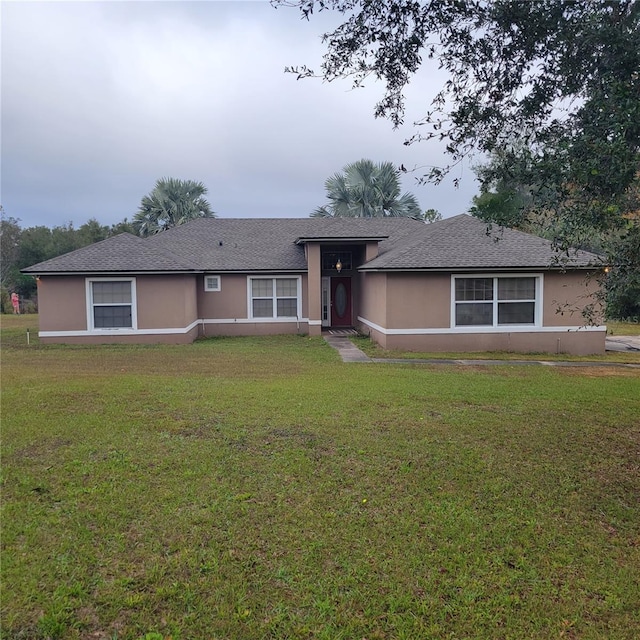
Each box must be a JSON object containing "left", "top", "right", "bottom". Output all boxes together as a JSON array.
[
  {"left": 204, "top": 275, "right": 221, "bottom": 292},
  {"left": 322, "top": 251, "right": 352, "bottom": 272},
  {"left": 249, "top": 277, "right": 300, "bottom": 319},
  {"left": 453, "top": 276, "right": 538, "bottom": 327},
  {"left": 87, "top": 279, "right": 136, "bottom": 330}
]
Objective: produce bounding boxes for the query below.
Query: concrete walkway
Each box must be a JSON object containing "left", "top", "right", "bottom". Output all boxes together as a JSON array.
[
  {"left": 323, "top": 335, "right": 372, "bottom": 362},
  {"left": 323, "top": 335, "right": 640, "bottom": 369},
  {"left": 606, "top": 335, "right": 640, "bottom": 352}
]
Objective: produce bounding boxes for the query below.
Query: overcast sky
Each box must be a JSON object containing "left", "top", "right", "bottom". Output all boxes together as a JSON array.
[{"left": 1, "top": 0, "right": 479, "bottom": 229}]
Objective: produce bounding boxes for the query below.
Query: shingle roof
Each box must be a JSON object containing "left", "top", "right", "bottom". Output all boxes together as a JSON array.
[
  {"left": 22, "top": 214, "right": 601, "bottom": 274},
  {"left": 361, "top": 215, "right": 601, "bottom": 270},
  {"left": 21, "top": 233, "right": 194, "bottom": 273},
  {"left": 145, "top": 217, "right": 421, "bottom": 271}
]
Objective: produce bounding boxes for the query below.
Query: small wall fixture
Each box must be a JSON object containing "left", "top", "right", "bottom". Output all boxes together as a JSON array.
[{"left": 335, "top": 259, "right": 343, "bottom": 273}]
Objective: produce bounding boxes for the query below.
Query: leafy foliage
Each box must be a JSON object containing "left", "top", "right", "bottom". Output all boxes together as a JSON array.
[
  {"left": 422, "top": 208, "right": 443, "bottom": 223},
  {"left": 133, "top": 178, "right": 215, "bottom": 236},
  {"left": 0, "top": 207, "right": 21, "bottom": 288},
  {"left": 280, "top": 1, "right": 639, "bottom": 232},
  {"left": 470, "top": 150, "right": 640, "bottom": 319},
  {"left": 312, "top": 159, "right": 421, "bottom": 218},
  {"left": 0, "top": 215, "right": 136, "bottom": 306}
]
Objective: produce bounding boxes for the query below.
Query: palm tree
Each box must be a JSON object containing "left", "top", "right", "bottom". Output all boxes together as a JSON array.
[
  {"left": 312, "top": 159, "right": 421, "bottom": 218},
  {"left": 133, "top": 178, "right": 215, "bottom": 237}
]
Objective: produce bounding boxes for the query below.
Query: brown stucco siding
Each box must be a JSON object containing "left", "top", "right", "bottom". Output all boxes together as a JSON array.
[
  {"left": 384, "top": 330, "right": 605, "bottom": 355},
  {"left": 200, "top": 321, "right": 308, "bottom": 337},
  {"left": 137, "top": 275, "right": 198, "bottom": 330},
  {"left": 385, "top": 272, "right": 451, "bottom": 328},
  {"left": 40, "top": 325, "right": 199, "bottom": 345},
  {"left": 542, "top": 271, "right": 604, "bottom": 326},
  {"left": 197, "top": 273, "right": 309, "bottom": 321},
  {"left": 198, "top": 274, "right": 248, "bottom": 319},
  {"left": 358, "top": 272, "right": 387, "bottom": 329},
  {"left": 37, "top": 276, "right": 88, "bottom": 331},
  {"left": 307, "top": 245, "right": 321, "bottom": 335}
]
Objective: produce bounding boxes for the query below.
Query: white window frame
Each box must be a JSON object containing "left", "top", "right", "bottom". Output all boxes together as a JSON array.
[
  {"left": 451, "top": 274, "right": 542, "bottom": 329},
  {"left": 247, "top": 276, "right": 302, "bottom": 321},
  {"left": 204, "top": 275, "right": 221, "bottom": 292},
  {"left": 86, "top": 277, "right": 137, "bottom": 332}
]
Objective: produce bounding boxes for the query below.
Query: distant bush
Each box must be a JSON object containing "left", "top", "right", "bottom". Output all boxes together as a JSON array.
[
  {"left": 0, "top": 287, "right": 10, "bottom": 314},
  {"left": 21, "top": 299, "right": 38, "bottom": 314}
]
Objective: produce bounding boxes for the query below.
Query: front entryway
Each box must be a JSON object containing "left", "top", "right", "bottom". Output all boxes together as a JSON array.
[{"left": 330, "top": 276, "right": 352, "bottom": 327}]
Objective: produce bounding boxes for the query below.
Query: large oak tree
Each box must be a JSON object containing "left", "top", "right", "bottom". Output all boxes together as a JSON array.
[{"left": 278, "top": 0, "right": 640, "bottom": 316}]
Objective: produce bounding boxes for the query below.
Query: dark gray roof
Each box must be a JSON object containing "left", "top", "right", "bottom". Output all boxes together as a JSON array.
[
  {"left": 145, "top": 217, "right": 421, "bottom": 271},
  {"left": 361, "top": 214, "right": 601, "bottom": 270},
  {"left": 22, "top": 233, "right": 194, "bottom": 274},
  {"left": 22, "top": 215, "right": 601, "bottom": 274}
]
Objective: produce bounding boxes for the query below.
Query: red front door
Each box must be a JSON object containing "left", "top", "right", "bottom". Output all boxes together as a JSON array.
[{"left": 331, "top": 277, "right": 352, "bottom": 327}]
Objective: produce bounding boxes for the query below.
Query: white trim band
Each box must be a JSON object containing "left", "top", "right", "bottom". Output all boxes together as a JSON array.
[
  {"left": 40, "top": 319, "right": 202, "bottom": 338},
  {"left": 202, "top": 318, "right": 310, "bottom": 325},
  {"left": 358, "top": 316, "right": 607, "bottom": 336}
]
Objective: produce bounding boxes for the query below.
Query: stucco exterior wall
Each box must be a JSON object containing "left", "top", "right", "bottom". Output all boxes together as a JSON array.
[
  {"left": 43, "top": 328, "right": 200, "bottom": 345},
  {"left": 37, "top": 276, "right": 87, "bottom": 332},
  {"left": 357, "top": 270, "right": 605, "bottom": 355},
  {"left": 357, "top": 272, "right": 387, "bottom": 328},
  {"left": 385, "top": 272, "right": 451, "bottom": 328},
  {"left": 197, "top": 274, "right": 249, "bottom": 319},
  {"left": 200, "top": 321, "right": 309, "bottom": 337},
  {"left": 137, "top": 275, "right": 198, "bottom": 329},
  {"left": 197, "top": 274, "right": 309, "bottom": 321},
  {"left": 38, "top": 274, "right": 199, "bottom": 344},
  {"left": 543, "top": 271, "right": 604, "bottom": 326},
  {"left": 384, "top": 330, "right": 605, "bottom": 355}
]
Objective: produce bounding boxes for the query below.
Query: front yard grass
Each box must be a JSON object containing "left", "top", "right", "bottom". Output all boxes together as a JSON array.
[
  {"left": 2, "top": 320, "right": 640, "bottom": 639},
  {"left": 607, "top": 320, "right": 640, "bottom": 336}
]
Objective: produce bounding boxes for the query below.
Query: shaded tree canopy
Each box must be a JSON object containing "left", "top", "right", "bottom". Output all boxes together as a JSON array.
[
  {"left": 0, "top": 208, "right": 21, "bottom": 288},
  {"left": 312, "top": 159, "right": 422, "bottom": 218},
  {"left": 279, "top": 0, "right": 640, "bottom": 238},
  {"left": 422, "top": 208, "right": 443, "bottom": 223},
  {"left": 133, "top": 178, "right": 215, "bottom": 237},
  {"left": 0, "top": 215, "right": 135, "bottom": 306}
]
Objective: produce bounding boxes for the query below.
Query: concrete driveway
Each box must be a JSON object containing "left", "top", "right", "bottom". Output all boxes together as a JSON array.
[{"left": 606, "top": 335, "right": 640, "bottom": 352}]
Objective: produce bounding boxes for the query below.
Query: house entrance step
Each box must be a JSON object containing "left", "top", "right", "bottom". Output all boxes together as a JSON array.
[{"left": 326, "top": 328, "right": 359, "bottom": 336}]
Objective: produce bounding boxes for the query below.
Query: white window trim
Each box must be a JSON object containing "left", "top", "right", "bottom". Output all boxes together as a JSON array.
[
  {"left": 204, "top": 274, "right": 221, "bottom": 292},
  {"left": 247, "top": 275, "right": 302, "bottom": 321},
  {"left": 451, "top": 273, "right": 543, "bottom": 329},
  {"left": 86, "top": 277, "right": 138, "bottom": 332}
]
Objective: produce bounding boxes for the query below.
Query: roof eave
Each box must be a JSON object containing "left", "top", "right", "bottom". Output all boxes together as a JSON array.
[
  {"left": 294, "top": 235, "right": 389, "bottom": 245},
  {"left": 359, "top": 264, "right": 602, "bottom": 272}
]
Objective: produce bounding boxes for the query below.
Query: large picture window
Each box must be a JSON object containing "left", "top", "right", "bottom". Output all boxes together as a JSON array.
[
  {"left": 87, "top": 279, "right": 136, "bottom": 330},
  {"left": 453, "top": 276, "right": 538, "bottom": 327},
  {"left": 249, "top": 277, "right": 300, "bottom": 320}
]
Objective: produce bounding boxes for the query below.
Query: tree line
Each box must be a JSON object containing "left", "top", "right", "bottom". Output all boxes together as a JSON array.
[
  {"left": 0, "top": 210, "right": 136, "bottom": 311},
  {"left": 2, "top": 158, "right": 637, "bottom": 318}
]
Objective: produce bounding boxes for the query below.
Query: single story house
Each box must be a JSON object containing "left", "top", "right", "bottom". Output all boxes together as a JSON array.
[{"left": 22, "top": 214, "right": 606, "bottom": 354}]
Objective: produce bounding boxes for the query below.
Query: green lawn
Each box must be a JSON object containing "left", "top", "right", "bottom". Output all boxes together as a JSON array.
[
  {"left": 607, "top": 320, "right": 640, "bottom": 336},
  {"left": 2, "top": 316, "right": 640, "bottom": 639}
]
